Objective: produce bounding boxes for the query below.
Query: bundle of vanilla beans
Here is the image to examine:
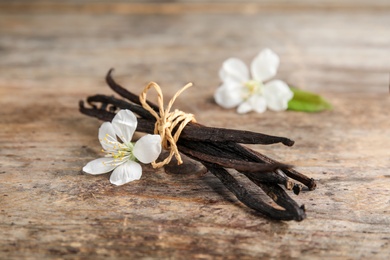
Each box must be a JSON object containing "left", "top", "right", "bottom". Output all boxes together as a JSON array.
[{"left": 79, "top": 69, "right": 316, "bottom": 221}]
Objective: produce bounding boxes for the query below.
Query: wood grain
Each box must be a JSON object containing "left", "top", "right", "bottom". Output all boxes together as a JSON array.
[{"left": 1, "top": 1, "right": 389, "bottom": 259}]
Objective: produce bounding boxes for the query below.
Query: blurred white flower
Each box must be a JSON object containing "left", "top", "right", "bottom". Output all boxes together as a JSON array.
[
  {"left": 214, "top": 49, "right": 293, "bottom": 114},
  {"left": 83, "top": 109, "right": 161, "bottom": 186}
]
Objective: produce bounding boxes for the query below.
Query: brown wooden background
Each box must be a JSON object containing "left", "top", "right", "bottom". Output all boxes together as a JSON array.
[{"left": 1, "top": 1, "right": 389, "bottom": 259}]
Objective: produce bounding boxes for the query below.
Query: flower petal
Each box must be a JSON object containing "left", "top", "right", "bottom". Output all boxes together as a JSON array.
[
  {"left": 133, "top": 134, "right": 162, "bottom": 164},
  {"left": 214, "top": 83, "right": 243, "bottom": 109},
  {"left": 237, "top": 95, "right": 267, "bottom": 114},
  {"left": 219, "top": 58, "right": 249, "bottom": 83},
  {"left": 110, "top": 160, "right": 142, "bottom": 185},
  {"left": 237, "top": 100, "right": 252, "bottom": 114},
  {"left": 263, "top": 80, "right": 294, "bottom": 111},
  {"left": 98, "top": 122, "right": 118, "bottom": 151},
  {"left": 249, "top": 95, "right": 267, "bottom": 113},
  {"left": 251, "top": 48, "right": 280, "bottom": 82},
  {"left": 83, "top": 157, "right": 116, "bottom": 175},
  {"left": 112, "top": 109, "right": 137, "bottom": 144}
]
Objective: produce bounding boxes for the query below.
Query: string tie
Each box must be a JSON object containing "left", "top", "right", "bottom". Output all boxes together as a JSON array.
[{"left": 139, "top": 82, "right": 196, "bottom": 168}]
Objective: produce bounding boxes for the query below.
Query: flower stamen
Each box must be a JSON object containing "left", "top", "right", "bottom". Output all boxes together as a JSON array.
[{"left": 243, "top": 80, "right": 263, "bottom": 100}]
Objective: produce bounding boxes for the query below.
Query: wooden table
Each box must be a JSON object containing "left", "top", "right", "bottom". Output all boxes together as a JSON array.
[{"left": 1, "top": 1, "right": 389, "bottom": 259}]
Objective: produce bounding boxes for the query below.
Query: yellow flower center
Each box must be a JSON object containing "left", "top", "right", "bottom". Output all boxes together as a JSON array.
[
  {"left": 243, "top": 80, "right": 263, "bottom": 100},
  {"left": 101, "top": 134, "right": 136, "bottom": 166}
]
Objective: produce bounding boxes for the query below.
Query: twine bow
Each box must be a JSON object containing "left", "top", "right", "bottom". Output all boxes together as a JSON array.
[{"left": 139, "top": 82, "right": 196, "bottom": 168}]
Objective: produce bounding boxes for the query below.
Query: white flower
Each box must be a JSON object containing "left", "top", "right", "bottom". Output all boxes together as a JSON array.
[
  {"left": 214, "top": 48, "right": 293, "bottom": 114},
  {"left": 83, "top": 109, "right": 162, "bottom": 186}
]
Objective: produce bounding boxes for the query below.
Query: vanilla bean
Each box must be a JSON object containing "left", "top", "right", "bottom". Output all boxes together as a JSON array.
[
  {"left": 236, "top": 145, "right": 317, "bottom": 191},
  {"left": 79, "top": 102, "right": 156, "bottom": 134},
  {"left": 178, "top": 140, "right": 293, "bottom": 189},
  {"left": 80, "top": 102, "right": 297, "bottom": 216},
  {"left": 202, "top": 162, "right": 303, "bottom": 221},
  {"left": 207, "top": 142, "right": 313, "bottom": 192},
  {"left": 243, "top": 171, "right": 294, "bottom": 190},
  {"left": 79, "top": 101, "right": 115, "bottom": 122},
  {"left": 183, "top": 123, "right": 295, "bottom": 146},
  {"left": 87, "top": 95, "right": 155, "bottom": 120},
  {"left": 106, "top": 69, "right": 159, "bottom": 112},
  {"left": 212, "top": 141, "right": 316, "bottom": 191},
  {"left": 178, "top": 144, "right": 289, "bottom": 173},
  {"left": 79, "top": 69, "right": 317, "bottom": 221},
  {"left": 252, "top": 180, "right": 306, "bottom": 221}
]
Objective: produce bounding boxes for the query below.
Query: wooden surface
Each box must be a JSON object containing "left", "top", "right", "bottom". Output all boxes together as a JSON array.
[{"left": 1, "top": 1, "right": 390, "bottom": 259}]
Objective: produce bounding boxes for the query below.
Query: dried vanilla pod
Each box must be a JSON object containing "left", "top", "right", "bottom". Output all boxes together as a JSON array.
[{"left": 79, "top": 69, "right": 316, "bottom": 221}]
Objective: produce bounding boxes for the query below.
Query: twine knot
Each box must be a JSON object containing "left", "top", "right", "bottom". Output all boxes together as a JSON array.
[{"left": 139, "top": 82, "right": 196, "bottom": 168}]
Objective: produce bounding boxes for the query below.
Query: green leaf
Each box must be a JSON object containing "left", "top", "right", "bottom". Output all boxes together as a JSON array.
[{"left": 288, "top": 87, "right": 332, "bottom": 112}]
